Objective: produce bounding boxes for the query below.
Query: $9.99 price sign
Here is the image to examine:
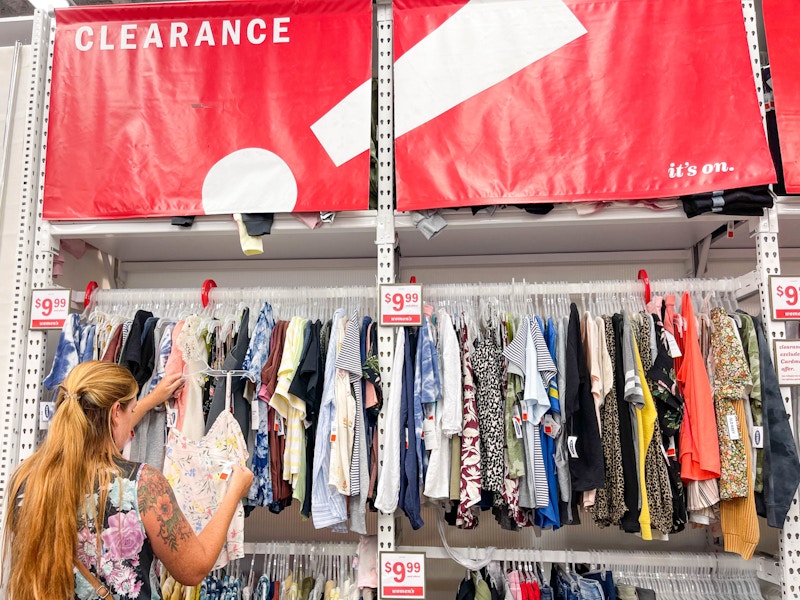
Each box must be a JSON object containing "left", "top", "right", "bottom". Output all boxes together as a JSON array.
[
  {"left": 380, "top": 284, "right": 423, "bottom": 326},
  {"left": 769, "top": 276, "right": 800, "bottom": 320},
  {"left": 380, "top": 552, "right": 426, "bottom": 600},
  {"left": 30, "top": 288, "right": 72, "bottom": 330}
]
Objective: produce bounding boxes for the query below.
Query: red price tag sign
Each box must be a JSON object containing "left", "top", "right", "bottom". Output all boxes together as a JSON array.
[
  {"left": 380, "top": 552, "right": 426, "bottom": 600},
  {"left": 29, "top": 288, "right": 73, "bottom": 330},
  {"left": 380, "top": 284, "right": 423, "bottom": 326},
  {"left": 770, "top": 276, "right": 800, "bottom": 320}
]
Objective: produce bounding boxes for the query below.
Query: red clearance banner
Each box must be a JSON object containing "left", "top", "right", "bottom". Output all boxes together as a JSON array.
[
  {"left": 393, "top": 0, "right": 776, "bottom": 211},
  {"left": 43, "top": 0, "right": 372, "bottom": 220},
  {"left": 763, "top": 0, "right": 800, "bottom": 193}
]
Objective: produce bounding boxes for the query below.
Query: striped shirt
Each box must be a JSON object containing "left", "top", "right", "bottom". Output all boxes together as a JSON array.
[{"left": 312, "top": 309, "right": 348, "bottom": 529}]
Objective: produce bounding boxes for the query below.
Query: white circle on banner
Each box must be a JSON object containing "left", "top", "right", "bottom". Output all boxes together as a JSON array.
[{"left": 202, "top": 148, "right": 298, "bottom": 214}]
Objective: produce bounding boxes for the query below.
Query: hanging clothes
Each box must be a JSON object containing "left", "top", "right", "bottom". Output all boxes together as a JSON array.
[
  {"left": 265, "top": 315, "right": 306, "bottom": 497},
  {"left": 677, "top": 293, "right": 721, "bottom": 482},
  {"left": 374, "top": 325, "right": 406, "bottom": 515},
  {"left": 634, "top": 313, "right": 673, "bottom": 539},
  {"left": 313, "top": 310, "right": 348, "bottom": 529},
  {"left": 290, "top": 319, "right": 323, "bottom": 518},
  {"left": 163, "top": 410, "right": 248, "bottom": 569},
  {"left": 456, "top": 315, "right": 482, "bottom": 529},
  {"left": 399, "top": 327, "right": 424, "bottom": 530},
  {"left": 119, "top": 309, "right": 156, "bottom": 392},
  {"left": 533, "top": 316, "right": 562, "bottom": 530},
  {"left": 207, "top": 307, "right": 252, "bottom": 438},
  {"left": 736, "top": 313, "right": 763, "bottom": 492},
  {"left": 44, "top": 313, "right": 83, "bottom": 390},
  {"left": 262, "top": 321, "right": 292, "bottom": 513},
  {"left": 335, "top": 311, "right": 368, "bottom": 534},
  {"left": 752, "top": 314, "right": 800, "bottom": 528},
  {"left": 710, "top": 306, "right": 750, "bottom": 500},
  {"left": 172, "top": 315, "right": 210, "bottom": 441},
  {"left": 564, "top": 303, "right": 605, "bottom": 494},
  {"left": 590, "top": 315, "right": 625, "bottom": 529},
  {"left": 330, "top": 315, "right": 356, "bottom": 496},
  {"left": 473, "top": 321, "right": 506, "bottom": 494},
  {"left": 425, "top": 311, "right": 459, "bottom": 501}
]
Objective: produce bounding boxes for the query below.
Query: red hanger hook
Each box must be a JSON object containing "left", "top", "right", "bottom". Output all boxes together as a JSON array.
[
  {"left": 637, "top": 269, "right": 651, "bottom": 304},
  {"left": 84, "top": 281, "right": 98, "bottom": 310},
  {"left": 410, "top": 276, "right": 416, "bottom": 284},
  {"left": 201, "top": 279, "right": 217, "bottom": 308}
]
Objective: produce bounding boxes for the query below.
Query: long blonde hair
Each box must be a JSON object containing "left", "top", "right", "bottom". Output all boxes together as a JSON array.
[{"left": 2, "top": 361, "right": 138, "bottom": 600}]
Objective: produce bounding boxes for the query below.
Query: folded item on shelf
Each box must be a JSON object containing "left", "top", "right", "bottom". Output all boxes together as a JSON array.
[{"left": 680, "top": 186, "right": 773, "bottom": 218}]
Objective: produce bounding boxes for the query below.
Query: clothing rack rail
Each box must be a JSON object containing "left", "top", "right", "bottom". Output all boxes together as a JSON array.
[
  {"left": 86, "top": 284, "right": 378, "bottom": 317},
  {"left": 422, "top": 272, "right": 759, "bottom": 302},
  {"left": 89, "top": 285, "right": 376, "bottom": 305},
  {"left": 243, "top": 542, "right": 360, "bottom": 556},
  {"left": 399, "top": 546, "right": 779, "bottom": 583}
]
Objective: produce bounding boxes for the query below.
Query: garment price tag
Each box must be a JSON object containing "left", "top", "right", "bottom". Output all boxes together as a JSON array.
[
  {"left": 422, "top": 405, "right": 435, "bottom": 434},
  {"left": 251, "top": 398, "right": 260, "bottom": 430},
  {"left": 542, "top": 414, "right": 559, "bottom": 438},
  {"left": 422, "top": 405, "right": 436, "bottom": 448},
  {"left": 29, "top": 288, "right": 72, "bottom": 330},
  {"left": 330, "top": 420, "right": 337, "bottom": 442},
  {"left": 380, "top": 552, "right": 426, "bottom": 600},
  {"left": 567, "top": 435, "right": 579, "bottom": 458},
  {"left": 167, "top": 407, "right": 177, "bottom": 429},
  {"left": 752, "top": 426, "right": 764, "bottom": 449},
  {"left": 666, "top": 436, "right": 677, "bottom": 458},
  {"left": 219, "top": 462, "right": 234, "bottom": 481},
  {"left": 512, "top": 405, "right": 523, "bottom": 439},
  {"left": 277, "top": 416, "right": 285, "bottom": 436},
  {"left": 726, "top": 414, "right": 740, "bottom": 440},
  {"left": 424, "top": 428, "right": 438, "bottom": 450},
  {"left": 380, "top": 284, "right": 423, "bottom": 326},
  {"left": 39, "top": 401, "right": 55, "bottom": 430},
  {"left": 660, "top": 443, "right": 670, "bottom": 462},
  {"left": 664, "top": 331, "right": 682, "bottom": 359}
]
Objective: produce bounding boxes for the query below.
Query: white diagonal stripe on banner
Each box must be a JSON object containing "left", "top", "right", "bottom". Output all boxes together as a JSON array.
[
  {"left": 311, "top": 80, "right": 372, "bottom": 167},
  {"left": 311, "top": 0, "right": 586, "bottom": 167}
]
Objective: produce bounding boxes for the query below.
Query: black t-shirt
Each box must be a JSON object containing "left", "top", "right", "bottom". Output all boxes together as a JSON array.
[
  {"left": 120, "top": 310, "right": 156, "bottom": 392},
  {"left": 565, "top": 303, "right": 605, "bottom": 492}
]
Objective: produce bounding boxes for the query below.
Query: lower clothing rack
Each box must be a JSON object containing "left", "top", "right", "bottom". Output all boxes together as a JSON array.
[{"left": 396, "top": 546, "right": 780, "bottom": 585}]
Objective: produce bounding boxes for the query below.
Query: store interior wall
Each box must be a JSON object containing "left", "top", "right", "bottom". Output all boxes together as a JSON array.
[{"left": 0, "top": 45, "right": 31, "bottom": 440}]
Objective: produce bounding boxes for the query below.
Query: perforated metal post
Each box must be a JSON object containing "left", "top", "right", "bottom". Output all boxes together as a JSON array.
[
  {"left": 752, "top": 210, "right": 800, "bottom": 600},
  {"left": 739, "top": 0, "right": 799, "bottom": 596},
  {"left": 0, "top": 10, "right": 55, "bottom": 520},
  {"left": 375, "top": 0, "right": 398, "bottom": 556}
]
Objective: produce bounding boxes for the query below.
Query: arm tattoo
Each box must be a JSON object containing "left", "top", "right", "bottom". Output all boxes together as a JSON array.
[{"left": 138, "top": 465, "right": 193, "bottom": 552}]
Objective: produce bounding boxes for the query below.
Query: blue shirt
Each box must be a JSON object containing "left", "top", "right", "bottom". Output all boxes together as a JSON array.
[
  {"left": 311, "top": 309, "right": 348, "bottom": 529},
  {"left": 242, "top": 301, "right": 275, "bottom": 391}
]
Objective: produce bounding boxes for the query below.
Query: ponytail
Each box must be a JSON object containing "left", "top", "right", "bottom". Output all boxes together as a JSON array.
[{"left": 2, "top": 361, "right": 137, "bottom": 600}]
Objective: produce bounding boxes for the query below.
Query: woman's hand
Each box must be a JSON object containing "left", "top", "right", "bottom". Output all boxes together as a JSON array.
[
  {"left": 227, "top": 465, "right": 255, "bottom": 499},
  {"left": 131, "top": 372, "right": 185, "bottom": 427},
  {"left": 151, "top": 372, "right": 185, "bottom": 405}
]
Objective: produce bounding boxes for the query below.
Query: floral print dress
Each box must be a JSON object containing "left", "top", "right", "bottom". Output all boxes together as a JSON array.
[
  {"left": 163, "top": 409, "right": 249, "bottom": 570},
  {"left": 75, "top": 459, "right": 159, "bottom": 599}
]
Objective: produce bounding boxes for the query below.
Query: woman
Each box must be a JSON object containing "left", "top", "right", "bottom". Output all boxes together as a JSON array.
[{"left": 2, "top": 360, "right": 254, "bottom": 599}]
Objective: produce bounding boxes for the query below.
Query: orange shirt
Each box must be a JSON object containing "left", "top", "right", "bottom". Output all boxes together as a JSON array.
[{"left": 677, "top": 293, "right": 721, "bottom": 481}]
